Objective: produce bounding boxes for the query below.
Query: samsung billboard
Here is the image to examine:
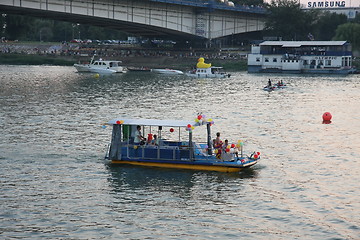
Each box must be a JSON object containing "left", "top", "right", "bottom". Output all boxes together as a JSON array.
[{"left": 301, "top": 0, "right": 359, "bottom": 8}]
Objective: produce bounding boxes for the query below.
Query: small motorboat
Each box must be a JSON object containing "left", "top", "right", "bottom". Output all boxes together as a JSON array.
[
  {"left": 127, "top": 66, "right": 151, "bottom": 72},
  {"left": 151, "top": 69, "right": 184, "bottom": 75}
]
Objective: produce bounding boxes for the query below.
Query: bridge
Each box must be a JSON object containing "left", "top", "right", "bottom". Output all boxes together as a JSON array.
[{"left": 0, "top": 0, "right": 267, "bottom": 40}]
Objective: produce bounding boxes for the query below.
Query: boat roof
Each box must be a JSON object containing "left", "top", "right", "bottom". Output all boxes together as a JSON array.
[
  {"left": 259, "top": 41, "right": 348, "bottom": 47},
  {"left": 108, "top": 118, "right": 196, "bottom": 127}
]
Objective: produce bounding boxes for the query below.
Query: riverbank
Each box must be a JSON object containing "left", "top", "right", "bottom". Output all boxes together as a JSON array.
[
  {"left": 0, "top": 41, "right": 248, "bottom": 71},
  {"left": 0, "top": 52, "right": 247, "bottom": 71}
]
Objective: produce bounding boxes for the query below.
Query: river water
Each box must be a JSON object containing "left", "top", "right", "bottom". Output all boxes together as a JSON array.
[{"left": 0, "top": 65, "right": 359, "bottom": 239}]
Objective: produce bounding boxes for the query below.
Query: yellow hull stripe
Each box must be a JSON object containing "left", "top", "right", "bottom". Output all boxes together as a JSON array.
[{"left": 111, "top": 160, "right": 244, "bottom": 173}]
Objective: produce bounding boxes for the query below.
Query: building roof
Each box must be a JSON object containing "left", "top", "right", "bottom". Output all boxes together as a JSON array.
[{"left": 259, "top": 41, "right": 348, "bottom": 47}]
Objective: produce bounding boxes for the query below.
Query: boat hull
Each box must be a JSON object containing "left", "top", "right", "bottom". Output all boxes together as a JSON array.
[
  {"left": 151, "top": 69, "right": 184, "bottom": 75},
  {"left": 249, "top": 65, "right": 355, "bottom": 74},
  {"left": 186, "top": 73, "right": 230, "bottom": 78},
  {"left": 110, "top": 159, "right": 258, "bottom": 173}
]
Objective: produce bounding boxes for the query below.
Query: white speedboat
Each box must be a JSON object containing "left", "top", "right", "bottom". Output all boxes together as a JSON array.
[
  {"left": 151, "top": 69, "right": 184, "bottom": 75},
  {"left": 74, "top": 56, "right": 127, "bottom": 73},
  {"left": 186, "top": 66, "right": 231, "bottom": 78}
]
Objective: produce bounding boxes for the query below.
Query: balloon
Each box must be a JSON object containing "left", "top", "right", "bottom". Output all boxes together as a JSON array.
[
  {"left": 197, "top": 115, "right": 202, "bottom": 120},
  {"left": 187, "top": 124, "right": 192, "bottom": 128},
  {"left": 214, "top": 149, "right": 218, "bottom": 154},
  {"left": 227, "top": 145, "right": 231, "bottom": 149},
  {"left": 322, "top": 112, "right": 332, "bottom": 121},
  {"left": 170, "top": 128, "right": 174, "bottom": 132},
  {"left": 191, "top": 126, "right": 195, "bottom": 130},
  {"left": 254, "top": 154, "right": 258, "bottom": 159},
  {"left": 257, "top": 152, "right": 261, "bottom": 155},
  {"left": 116, "top": 120, "right": 120, "bottom": 124},
  {"left": 225, "top": 148, "right": 230, "bottom": 153},
  {"left": 236, "top": 144, "right": 240, "bottom": 148},
  {"left": 231, "top": 144, "right": 235, "bottom": 148},
  {"left": 195, "top": 119, "right": 199, "bottom": 123}
]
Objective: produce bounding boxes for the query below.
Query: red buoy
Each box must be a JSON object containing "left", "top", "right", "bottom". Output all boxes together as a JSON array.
[{"left": 322, "top": 112, "right": 332, "bottom": 121}]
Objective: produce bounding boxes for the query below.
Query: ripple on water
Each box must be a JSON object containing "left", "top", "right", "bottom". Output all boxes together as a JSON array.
[{"left": 0, "top": 66, "right": 359, "bottom": 239}]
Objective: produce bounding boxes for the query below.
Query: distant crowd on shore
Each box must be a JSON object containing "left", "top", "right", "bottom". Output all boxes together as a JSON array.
[{"left": 0, "top": 41, "right": 248, "bottom": 60}]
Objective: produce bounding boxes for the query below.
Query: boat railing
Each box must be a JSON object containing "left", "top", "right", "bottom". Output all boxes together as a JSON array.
[{"left": 118, "top": 141, "right": 220, "bottom": 162}]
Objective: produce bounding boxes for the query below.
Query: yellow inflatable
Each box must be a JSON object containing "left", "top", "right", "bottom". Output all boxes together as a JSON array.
[{"left": 196, "top": 57, "right": 211, "bottom": 68}]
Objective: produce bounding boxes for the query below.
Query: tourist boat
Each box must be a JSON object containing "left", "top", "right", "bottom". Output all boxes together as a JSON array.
[
  {"left": 186, "top": 66, "right": 231, "bottom": 78},
  {"left": 151, "top": 69, "right": 184, "bottom": 75},
  {"left": 248, "top": 41, "right": 357, "bottom": 74},
  {"left": 74, "top": 56, "right": 127, "bottom": 73},
  {"left": 104, "top": 115, "right": 260, "bottom": 173}
]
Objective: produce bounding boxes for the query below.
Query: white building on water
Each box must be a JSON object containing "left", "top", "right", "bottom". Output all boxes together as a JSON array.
[{"left": 247, "top": 41, "right": 356, "bottom": 74}]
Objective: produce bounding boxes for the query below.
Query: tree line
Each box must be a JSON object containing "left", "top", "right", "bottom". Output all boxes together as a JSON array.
[{"left": 1, "top": 0, "right": 360, "bottom": 49}]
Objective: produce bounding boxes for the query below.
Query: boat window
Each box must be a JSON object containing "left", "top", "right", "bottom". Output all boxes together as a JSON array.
[
  {"left": 303, "top": 60, "right": 308, "bottom": 65},
  {"left": 94, "top": 62, "right": 99, "bottom": 65},
  {"left": 265, "top": 58, "right": 269, "bottom": 62},
  {"left": 273, "top": 58, "right": 277, "bottom": 62},
  {"left": 256, "top": 58, "right": 260, "bottom": 62},
  {"left": 325, "top": 60, "right": 331, "bottom": 66}
]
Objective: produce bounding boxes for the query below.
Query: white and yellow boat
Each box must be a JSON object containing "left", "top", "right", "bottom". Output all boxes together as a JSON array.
[{"left": 104, "top": 115, "right": 260, "bottom": 173}]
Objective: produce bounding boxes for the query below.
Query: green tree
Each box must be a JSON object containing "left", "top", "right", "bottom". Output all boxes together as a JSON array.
[
  {"left": 264, "top": 0, "right": 319, "bottom": 40},
  {"left": 333, "top": 22, "right": 360, "bottom": 50},
  {"left": 3, "top": 14, "right": 36, "bottom": 40},
  {"left": 314, "top": 11, "right": 347, "bottom": 40}
]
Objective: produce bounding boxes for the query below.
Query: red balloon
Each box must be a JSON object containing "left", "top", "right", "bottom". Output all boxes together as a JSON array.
[
  {"left": 187, "top": 124, "right": 191, "bottom": 128},
  {"left": 225, "top": 148, "right": 230, "bottom": 152},
  {"left": 170, "top": 128, "right": 174, "bottom": 132},
  {"left": 116, "top": 120, "right": 120, "bottom": 124},
  {"left": 231, "top": 144, "right": 235, "bottom": 148},
  {"left": 257, "top": 152, "right": 261, "bottom": 155},
  {"left": 322, "top": 112, "right": 332, "bottom": 121},
  {"left": 254, "top": 154, "right": 258, "bottom": 159},
  {"left": 197, "top": 115, "right": 202, "bottom": 120}
]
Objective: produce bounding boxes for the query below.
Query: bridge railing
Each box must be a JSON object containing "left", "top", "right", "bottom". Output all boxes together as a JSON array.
[{"left": 149, "top": 0, "right": 267, "bottom": 14}]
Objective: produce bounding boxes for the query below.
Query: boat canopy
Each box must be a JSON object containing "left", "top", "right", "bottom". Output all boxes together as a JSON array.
[{"left": 108, "top": 118, "right": 197, "bottom": 127}]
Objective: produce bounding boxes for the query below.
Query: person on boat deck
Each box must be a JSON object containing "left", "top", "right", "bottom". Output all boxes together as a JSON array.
[
  {"left": 222, "top": 139, "right": 229, "bottom": 151},
  {"left": 214, "top": 132, "right": 222, "bottom": 148},
  {"left": 268, "top": 79, "right": 272, "bottom": 87},
  {"left": 151, "top": 134, "right": 159, "bottom": 146},
  {"left": 134, "top": 125, "right": 146, "bottom": 144}
]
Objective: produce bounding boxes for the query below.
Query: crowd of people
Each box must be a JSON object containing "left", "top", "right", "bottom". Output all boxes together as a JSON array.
[{"left": 0, "top": 41, "right": 248, "bottom": 61}]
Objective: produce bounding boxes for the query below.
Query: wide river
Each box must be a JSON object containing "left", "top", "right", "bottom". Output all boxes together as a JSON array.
[{"left": 0, "top": 65, "right": 359, "bottom": 239}]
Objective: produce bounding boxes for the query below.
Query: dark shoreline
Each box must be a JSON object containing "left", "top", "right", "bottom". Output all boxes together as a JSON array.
[{"left": 0, "top": 53, "right": 248, "bottom": 71}]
